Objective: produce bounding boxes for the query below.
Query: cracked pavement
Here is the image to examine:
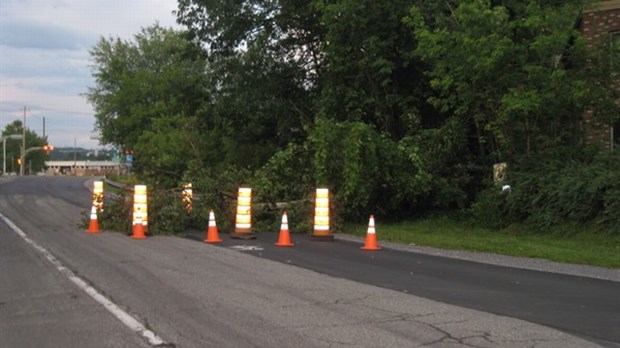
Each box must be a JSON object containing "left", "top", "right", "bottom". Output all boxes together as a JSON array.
[{"left": 0, "top": 177, "right": 611, "bottom": 347}]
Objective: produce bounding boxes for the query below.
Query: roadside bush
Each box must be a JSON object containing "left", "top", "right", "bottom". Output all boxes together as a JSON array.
[
  {"left": 252, "top": 143, "right": 317, "bottom": 233},
  {"left": 504, "top": 151, "right": 620, "bottom": 233},
  {"left": 96, "top": 187, "right": 192, "bottom": 235},
  {"left": 309, "top": 119, "right": 431, "bottom": 221},
  {"left": 147, "top": 188, "right": 191, "bottom": 235},
  {"left": 600, "top": 181, "right": 620, "bottom": 234},
  {"left": 185, "top": 163, "right": 252, "bottom": 234},
  {"left": 469, "top": 186, "right": 510, "bottom": 230},
  {"left": 253, "top": 143, "right": 313, "bottom": 203},
  {"left": 99, "top": 191, "right": 133, "bottom": 234},
  {"left": 413, "top": 117, "right": 482, "bottom": 211}
]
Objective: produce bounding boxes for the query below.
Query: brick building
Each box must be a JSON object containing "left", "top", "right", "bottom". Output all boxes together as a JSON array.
[{"left": 582, "top": 0, "right": 620, "bottom": 151}]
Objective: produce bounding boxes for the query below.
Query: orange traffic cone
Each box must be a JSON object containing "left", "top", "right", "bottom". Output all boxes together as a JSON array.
[
  {"left": 87, "top": 206, "right": 100, "bottom": 234},
  {"left": 275, "top": 212, "right": 294, "bottom": 247},
  {"left": 204, "top": 210, "right": 223, "bottom": 243},
  {"left": 361, "top": 215, "right": 381, "bottom": 250},
  {"left": 131, "top": 213, "right": 146, "bottom": 239}
]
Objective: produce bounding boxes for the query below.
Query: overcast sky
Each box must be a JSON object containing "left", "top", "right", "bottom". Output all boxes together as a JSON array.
[{"left": 0, "top": 0, "right": 180, "bottom": 148}]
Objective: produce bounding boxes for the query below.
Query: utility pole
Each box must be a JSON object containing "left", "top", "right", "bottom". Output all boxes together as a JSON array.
[
  {"left": 21, "top": 106, "right": 27, "bottom": 176},
  {"left": 73, "top": 138, "right": 77, "bottom": 175}
]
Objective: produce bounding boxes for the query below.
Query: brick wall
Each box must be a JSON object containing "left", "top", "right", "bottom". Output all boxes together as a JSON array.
[{"left": 581, "top": 0, "right": 620, "bottom": 150}]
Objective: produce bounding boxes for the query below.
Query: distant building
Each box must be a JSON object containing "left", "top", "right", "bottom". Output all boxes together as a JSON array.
[
  {"left": 581, "top": 0, "right": 620, "bottom": 151},
  {"left": 45, "top": 161, "right": 121, "bottom": 176}
]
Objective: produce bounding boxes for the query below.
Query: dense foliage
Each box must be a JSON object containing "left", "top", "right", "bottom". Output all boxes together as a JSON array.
[
  {"left": 88, "top": 0, "right": 619, "bottom": 235},
  {"left": 471, "top": 151, "right": 620, "bottom": 234},
  {"left": 87, "top": 25, "right": 209, "bottom": 186},
  {"left": 409, "top": 0, "right": 618, "bottom": 162}
]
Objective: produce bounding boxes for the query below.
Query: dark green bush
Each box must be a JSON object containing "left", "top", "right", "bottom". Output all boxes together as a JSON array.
[
  {"left": 147, "top": 188, "right": 191, "bottom": 235},
  {"left": 413, "top": 117, "right": 481, "bottom": 210},
  {"left": 503, "top": 151, "right": 620, "bottom": 233},
  {"left": 185, "top": 163, "right": 252, "bottom": 234},
  {"left": 469, "top": 186, "right": 509, "bottom": 230},
  {"left": 600, "top": 181, "right": 620, "bottom": 234},
  {"left": 309, "top": 119, "right": 432, "bottom": 220},
  {"left": 97, "top": 188, "right": 190, "bottom": 235},
  {"left": 99, "top": 191, "right": 133, "bottom": 234}
]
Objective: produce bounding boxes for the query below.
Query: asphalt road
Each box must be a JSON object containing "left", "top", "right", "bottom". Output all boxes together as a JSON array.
[
  {"left": 0, "top": 176, "right": 616, "bottom": 347},
  {"left": 0, "top": 220, "right": 152, "bottom": 348},
  {"left": 186, "top": 232, "right": 620, "bottom": 347}
]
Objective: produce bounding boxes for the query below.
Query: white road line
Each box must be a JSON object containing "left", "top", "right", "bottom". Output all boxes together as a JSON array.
[{"left": 0, "top": 211, "right": 167, "bottom": 347}]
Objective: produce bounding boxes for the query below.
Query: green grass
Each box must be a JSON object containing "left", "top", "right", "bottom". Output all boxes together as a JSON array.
[{"left": 345, "top": 217, "right": 620, "bottom": 268}]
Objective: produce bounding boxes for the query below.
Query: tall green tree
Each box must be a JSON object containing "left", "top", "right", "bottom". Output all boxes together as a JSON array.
[
  {"left": 175, "top": 0, "right": 463, "bottom": 216},
  {"left": 177, "top": 0, "right": 435, "bottom": 141},
  {"left": 202, "top": 42, "right": 313, "bottom": 169},
  {"left": 177, "top": 0, "right": 321, "bottom": 169},
  {"left": 1, "top": 120, "right": 48, "bottom": 174},
  {"left": 408, "top": 0, "right": 619, "bottom": 163},
  {"left": 86, "top": 25, "right": 210, "bottom": 183},
  {"left": 315, "top": 0, "right": 430, "bottom": 139}
]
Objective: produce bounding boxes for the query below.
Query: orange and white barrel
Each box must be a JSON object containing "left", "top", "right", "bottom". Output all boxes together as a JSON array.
[
  {"left": 312, "top": 188, "right": 333, "bottom": 240},
  {"left": 182, "top": 183, "right": 192, "bottom": 211},
  {"left": 133, "top": 185, "right": 148, "bottom": 231},
  {"left": 93, "top": 181, "right": 104, "bottom": 211},
  {"left": 87, "top": 181, "right": 104, "bottom": 233},
  {"left": 232, "top": 187, "right": 254, "bottom": 239}
]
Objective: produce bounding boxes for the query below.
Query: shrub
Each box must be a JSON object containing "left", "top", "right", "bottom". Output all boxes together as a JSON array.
[
  {"left": 185, "top": 163, "right": 253, "bottom": 234},
  {"left": 503, "top": 151, "right": 620, "bottom": 233},
  {"left": 147, "top": 188, "right": 191, "bottom": 235},
  {"left": 99, "top": 191, "right": 133, "bottom": 234},
  {"left": 413, "top": 117, "right": 481, "bottom": 210},
  {"left": 601, "top": 182, "right": 620, "bottom": 234},
  {"left": 309, "top": 118, "right": 431, "bottom": 220},
  {"left": 469, "top": 186, "right": 510, "bottom": 230},
  {"left": 96, "top": 187, "right": 190, "bottom": 235}
]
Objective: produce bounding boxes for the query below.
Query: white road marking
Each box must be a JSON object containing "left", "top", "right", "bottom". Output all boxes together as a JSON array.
[
  {"left": 229, "top": 245, "right": 264, "bottom": 251},
  {"left": 0, "top": 211, "right": 167, "bottom": 347}
]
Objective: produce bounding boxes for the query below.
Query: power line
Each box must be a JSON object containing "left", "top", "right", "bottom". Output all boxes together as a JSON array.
[{"left": 30, "top": 106, "right": 93, "bottom": 116}]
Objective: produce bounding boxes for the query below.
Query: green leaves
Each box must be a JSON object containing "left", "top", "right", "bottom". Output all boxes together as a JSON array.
[
  {"left": 87, "top": 25, "right": 210, "bottom": 185},
  {"left": 316, "top": 0, "right": 424, "bottom": 138},
  {"left": 410, "top": 0, "right": 617, "bottom": 161},
  {"left": 309, "top": 119, "right": 430, "bottom": 219},
  {"left": 87, "top": 25, "right": 209, "bottom": 154},
  {"left": 506, "top": 152, "right": 620, "bottom": 233},
  {"left": 1, "top": 120, "right": 48, "bottom": 174},
  {"left": 135, "top": 115, "right": 201, "bottom": 187},
  {"left": 88, "top": 0, "right": 620, "bottom": 233}
]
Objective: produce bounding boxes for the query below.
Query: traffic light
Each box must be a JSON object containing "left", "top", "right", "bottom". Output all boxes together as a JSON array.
[
  {"left": 42, "top": 145, "right": 54, "bottom": 152},
  {"left": 17, "top": 157, "right": 21, "bottom": 165}
]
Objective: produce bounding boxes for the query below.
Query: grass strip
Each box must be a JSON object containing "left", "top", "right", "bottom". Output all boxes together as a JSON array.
[{"left": 345, "top": 217, "right": 620, "bottom": 268}]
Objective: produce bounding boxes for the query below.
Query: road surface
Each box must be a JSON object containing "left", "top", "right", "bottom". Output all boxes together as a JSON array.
[{"left": 1, "top": 176, "right": 616, "bottom": 347}]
